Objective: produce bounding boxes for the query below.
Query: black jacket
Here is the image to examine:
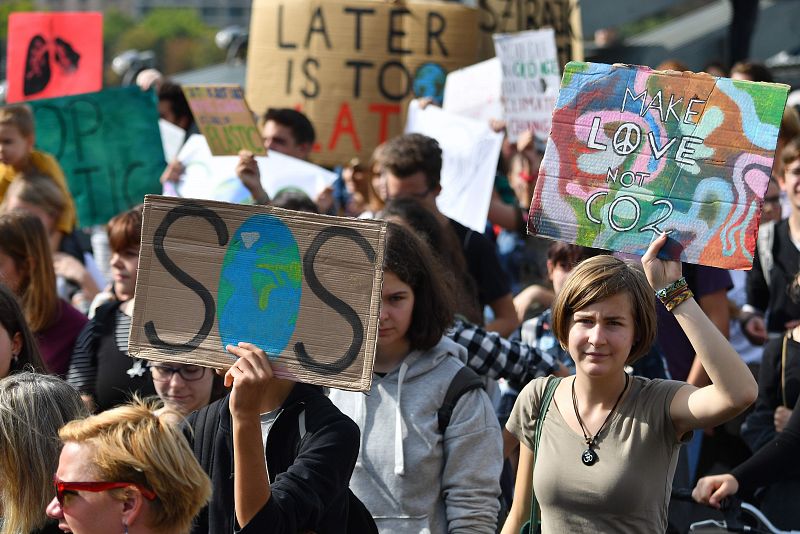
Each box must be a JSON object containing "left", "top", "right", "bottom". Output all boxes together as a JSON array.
[
  {"left": 742, "top": 334, "right": 800, "bottom": 451},
  {"left": 746, "top": 218, "right": 800, "bottom": 333},
  {"left": 184, "top": 383, "right": 361, "bottom": 534}
]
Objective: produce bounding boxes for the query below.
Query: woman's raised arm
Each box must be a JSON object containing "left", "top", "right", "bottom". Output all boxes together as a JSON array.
[{"left": 641, "top": 233, "right": 757, "bottom": 437}]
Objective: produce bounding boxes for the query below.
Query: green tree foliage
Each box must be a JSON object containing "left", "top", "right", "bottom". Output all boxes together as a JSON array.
[
  {"left": 0, "top": 0, "right": 35, "bottom": 82},
  {"left": 104, "top": 9, "right": 136, "bottom": 43},
  {"left": 0, "top": 0, "right": 35, "bottom": 40},
  {"left": 107, "top": 8, "right": 224, "bottom": 83}
]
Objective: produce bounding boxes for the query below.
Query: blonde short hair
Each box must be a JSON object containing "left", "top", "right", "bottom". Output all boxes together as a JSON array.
[
  {"left": 0, "top": 104, "right": 35, "bottom": 138},
  {"left": 58, "top": 398, "right": 211, "bottom": 533},
  {"left": 551, "top": 254, "right": 657, "bottom": 364}
]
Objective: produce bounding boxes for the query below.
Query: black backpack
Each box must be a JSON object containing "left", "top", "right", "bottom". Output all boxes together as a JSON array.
[
  {"left": 438, "top": 366, "right": 485, "bottom": 432},
  {"left": 438, "top": 365, "right": 508, "bottom": 533}
]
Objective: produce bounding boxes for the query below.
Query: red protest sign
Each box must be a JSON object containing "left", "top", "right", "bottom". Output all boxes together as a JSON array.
[{"left": 6, "top": 12, "right": 103, "bottom": 103}]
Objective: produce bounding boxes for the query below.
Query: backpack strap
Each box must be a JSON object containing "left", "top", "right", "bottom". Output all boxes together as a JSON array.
[
  {"left": 758, "top": 221, "right": 775, "bottom": 288},
  {"left": 438, "top": 366, "right": 484, "bottom": 433},
  {"left": 463, "top": 228, "right": 474, "bottom": 249},
  {"left": 190, "top": 401, "right": 223, "bottom": 479},
  {"left": 527, "top": 376, "right": 562, "bottom": 531}
]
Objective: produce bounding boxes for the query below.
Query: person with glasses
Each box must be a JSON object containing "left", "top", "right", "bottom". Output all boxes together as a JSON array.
[
  {"left": 46, "top": 397, "right": 211, "bottom": 534},
  {"left": 0, "top": 372, "right": 87, "bottom": 534},
  {"left": 742, "top": 138, "right": 800, "bottom": 347},
  {"left": 148, "top": 362, "right": 225, "bottom": 417},
  {"left": 378, "top": 133, "right": 520, "bottom": 337}
]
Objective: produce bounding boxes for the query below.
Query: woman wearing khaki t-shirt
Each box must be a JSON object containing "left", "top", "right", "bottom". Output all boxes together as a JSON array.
[{"left": 502, "top": 233, "right": 758, "bottom": 533}]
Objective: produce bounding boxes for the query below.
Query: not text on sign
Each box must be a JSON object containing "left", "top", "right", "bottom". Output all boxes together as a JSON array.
[{"left": 583, "top": 87, "right": 709, "bottom": 235}]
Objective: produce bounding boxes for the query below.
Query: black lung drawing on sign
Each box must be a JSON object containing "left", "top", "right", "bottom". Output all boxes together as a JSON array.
[
  {"left": 23, "top": 35, "right": 81, "bottom": 96},
  {"left": 54, "top": 38, "right": 80, "bottom": 73},
  {"left": 24, "top": 35, "right": 50, "bottom": 96}
]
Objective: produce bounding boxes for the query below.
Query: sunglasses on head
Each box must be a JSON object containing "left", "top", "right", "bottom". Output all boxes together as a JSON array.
[{"left": 54, "top": 476, "right": 156, "bottom": 507}]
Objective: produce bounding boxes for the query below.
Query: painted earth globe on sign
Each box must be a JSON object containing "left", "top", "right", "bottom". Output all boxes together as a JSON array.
[
  {"left": 413, "top": 62, "right": 447, "bottom": 105},
  {"left": 217, "top": 214, "right": 302, "bottom": 357}
]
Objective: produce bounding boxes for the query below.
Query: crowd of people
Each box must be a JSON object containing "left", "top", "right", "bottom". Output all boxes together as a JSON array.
[{"left": 0, "top": 56, "right": 797, "bottom": 534}]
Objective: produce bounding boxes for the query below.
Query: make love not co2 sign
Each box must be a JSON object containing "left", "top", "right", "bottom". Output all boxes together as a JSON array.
[{"left": 528, "top": 62, "right": 789, "bottom": 270}]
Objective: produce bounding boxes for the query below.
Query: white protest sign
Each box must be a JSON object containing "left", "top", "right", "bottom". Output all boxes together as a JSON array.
[
  {"left": 173, "top": 135, "right": 337, "bottom": 203},
  {"left": 443, "top": 58, "right": 503, "bottom": 124},
  {"left": 493, "top": 29, "right": 560, "bottom": 143},
  {"left": 405, "top": 101, "right": 503, "bottom": 232},
  {"left": 262, "top": 151, "right": 338, "bottom": 200},
  {"left": 159, "top": 118, "right": 187, "bottom": 163}
]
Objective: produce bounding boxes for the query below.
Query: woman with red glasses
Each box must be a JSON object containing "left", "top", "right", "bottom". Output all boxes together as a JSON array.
[{"left": 46, "top": 398, "right": 211, "bottom": 534}]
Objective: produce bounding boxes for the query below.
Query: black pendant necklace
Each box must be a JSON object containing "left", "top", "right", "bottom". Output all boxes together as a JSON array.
[{"left": 571, "top": 373, "right": 629, "bottom": 466}]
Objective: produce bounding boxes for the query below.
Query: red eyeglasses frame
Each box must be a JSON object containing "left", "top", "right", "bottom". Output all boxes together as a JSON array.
[{"left": 54, "top": 477, "right": 157, "bottom": 506}]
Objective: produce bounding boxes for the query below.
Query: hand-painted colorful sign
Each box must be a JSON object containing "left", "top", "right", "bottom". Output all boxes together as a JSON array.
[
  {"left": 129, "top": 195, "right": 385, "bottom": 392},
  {"left": 246, "top": 0, "right": 480, "bottom": 167},
  {"left": 6, "top": 12, "right": 103, "bottom": 103},
  {"left": 29, "top": 87, "right": 165, "bottom": 227},
  {"left": 528, "top": 62, "right": 789, "bottom": 270},
  {"left": 182, "top": 84, "right": 266, "bottom": 156},
  {"left": 493, "top": 29, "right": 560, "bottom": 143}
]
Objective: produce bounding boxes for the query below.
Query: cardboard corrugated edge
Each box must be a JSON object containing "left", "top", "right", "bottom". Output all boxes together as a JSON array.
[{"left": 129, "top": 195, "right": 386, "bottom": 392}]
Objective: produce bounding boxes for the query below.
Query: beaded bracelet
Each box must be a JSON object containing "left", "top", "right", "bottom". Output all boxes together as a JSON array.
[
  {"left": 656, "top": 277, "right": 693, "bottom": 312},
  {"left": 655, "top": 277, "right": 688, "bottom": 301},
  {"left": 663, "top": 288, "right": 693, "bottom": 312}
]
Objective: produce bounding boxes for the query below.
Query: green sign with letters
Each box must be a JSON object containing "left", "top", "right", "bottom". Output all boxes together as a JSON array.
[{"left": 30, "top": 86, "right": 165, "bottom": 227}]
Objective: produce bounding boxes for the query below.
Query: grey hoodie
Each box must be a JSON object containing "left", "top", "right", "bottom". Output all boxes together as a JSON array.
[{"left": 329, "top": 336, "right": 503, "bottom": 534}]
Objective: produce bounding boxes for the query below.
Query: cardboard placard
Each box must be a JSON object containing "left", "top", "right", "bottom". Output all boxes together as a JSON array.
[
  {"left": 528, "top": 62, "right": 790, "bottom": 270},
  {"left": 182, "top": 84, "right": 266, "bottom": 156},
  {"left": 29, "top": 87, "right": 165, "bottom": 227},
  {"left": 405, "top": 101, "right": 503, "bottom": 232},
  {"left": 6, "top": 12, "right": 103, "bottom": 103},
  {"left": 246, "top": 0, "right": 481, "bottom": 167},
  {"left": 477, "top": 0, "right": 583, "bottom": 66},
  {"left": 493, "top": 29, "right": 560, "bottom": 143},
  {"left": 173, "top": 134, "right": 338, "bottom": 203},
  {"left": 130, "top": 195, "right": 386, "bottom": 392},
  {"left": 442, "top": 57, "right": 503, "bottom": 124}
]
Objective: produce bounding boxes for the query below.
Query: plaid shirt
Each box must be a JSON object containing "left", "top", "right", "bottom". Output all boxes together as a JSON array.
[{"left": 447, "top": 319, "right": 557, "bottom": 391}]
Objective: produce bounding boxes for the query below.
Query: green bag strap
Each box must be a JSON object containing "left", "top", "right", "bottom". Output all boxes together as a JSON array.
[{"left": 527, "top": 376, "right": 562, "bottom": 530}]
